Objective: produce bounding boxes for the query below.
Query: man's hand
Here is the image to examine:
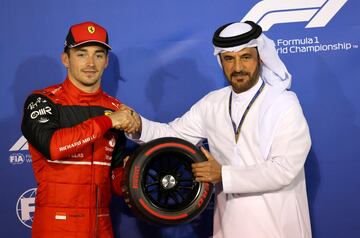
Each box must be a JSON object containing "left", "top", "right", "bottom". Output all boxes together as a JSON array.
[
  {"left": 108, "top": 105, "right": 141, "bottom": 133},
  {"left": 119, "top": 104, "right": 141, "bottom": 132},
  {"left": 191, "top": 147, "right": 222, "bottom": 183}
]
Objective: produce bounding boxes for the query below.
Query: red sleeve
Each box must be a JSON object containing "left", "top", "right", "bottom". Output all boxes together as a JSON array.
[
  {"left": 49, "top": 115, "right": 112, "bottom": 160},
  {"left": 111, "top": 167, "right": 124, "bottom": 196}
]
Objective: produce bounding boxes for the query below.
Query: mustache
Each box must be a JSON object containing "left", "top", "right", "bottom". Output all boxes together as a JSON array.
[
  {"left": 231, "top": 71, "right": 249, "bottom": 77},
  {"left": 83, "top": 67, "right": 97, "bottom": 71}
]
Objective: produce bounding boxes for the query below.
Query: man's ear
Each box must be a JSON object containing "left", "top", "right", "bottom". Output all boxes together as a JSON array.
[
  {"left": 61, "top": 52, "right": 70, "bottom": 69},
  {"left": 104, "top": 54, "right": 109, "bottom": 69}
]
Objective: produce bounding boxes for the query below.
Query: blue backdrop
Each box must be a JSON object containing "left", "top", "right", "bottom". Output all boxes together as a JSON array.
[{"left": 1, "top": 0, "right": 359, "bottom": 237}]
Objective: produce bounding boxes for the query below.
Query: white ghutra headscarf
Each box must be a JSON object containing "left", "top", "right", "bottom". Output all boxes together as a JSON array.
[{"left": 212, "top": 21, "right": 291, "bottom": 90}]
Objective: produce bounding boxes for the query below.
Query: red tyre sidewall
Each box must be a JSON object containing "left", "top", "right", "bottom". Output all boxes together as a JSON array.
[{"left": 122, "top": 137, "right": 213, "bottom": 225}]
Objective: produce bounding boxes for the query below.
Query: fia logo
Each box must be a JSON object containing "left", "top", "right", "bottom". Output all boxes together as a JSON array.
[
  {"left": 16, "top": 188, "right": 37, "bottom": 228},
  {"left": 9, "top": 153, "right": 25, "bottom": 165},
  {"left": 241, "top": 0, "right": 348, "bottom": 31}
]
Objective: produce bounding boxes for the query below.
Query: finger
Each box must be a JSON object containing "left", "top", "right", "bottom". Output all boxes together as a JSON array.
[
  {"left": 193, "top": 170, "right": 211, "bottom": 178},
  {"left": 200, "top": 146, "right": 214, "bottom": 161},
  {"left": 125, "top": 122, "right": 138, "bottom": 133},
  {"left": 119, "top": 104, "right": 131, "bottom": 111},
  {"left": 134, "top": 113, "right": 141, "bottom": 123},
  {"left": 120, "top": 120, "right": 131, "bottom": 129},
  {"left": 127, "top": 114, "right": 138, "bottom": 127},
  {"left": 128, "top": 119, "right": 139, "bottom": 132},
  {"left": 125, "top": 127, "right": 136, "bottom": 134},
  {"left": 123, "top": 156, "right": 130, "bottom": 167},
  {"left": 192, "top": 166, "right": 211, "bottom": 173},
  {"left": 191, "top": 161, "right": 208, "bottom": 168},
  {"left": 193, "top": 169, "right": 210, "bottom": 179},
  {"left": 123, "top": 105, "right": 137, "bottom": 119},
  {"left": 117, "top": 121, "right": 131, "bottom": 131},
  {"left": 195, "top": 175, "right": 211, "bottom": 183}
]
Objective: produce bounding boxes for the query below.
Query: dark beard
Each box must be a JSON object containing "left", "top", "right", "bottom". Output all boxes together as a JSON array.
[{"left": 226, "top": 64, "right": 260, "bottom": 93}]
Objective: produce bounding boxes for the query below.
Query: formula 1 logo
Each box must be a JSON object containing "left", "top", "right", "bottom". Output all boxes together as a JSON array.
[
  {"left": 9, "top": 136, "right": 32, "bottom": 165},
  {"left": 16, "top": 188, "right": 37, "bottom": 228},
  {"left": 9, "top": 136, "right": 28, "bottom": 151},
  {"left": 241, "top": 0, "right": 348, "bottom": 31}
]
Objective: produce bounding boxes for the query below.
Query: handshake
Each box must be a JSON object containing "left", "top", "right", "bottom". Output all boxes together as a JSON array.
[{"left": 107, "top": 105, "right": 141, "bottom": 134}]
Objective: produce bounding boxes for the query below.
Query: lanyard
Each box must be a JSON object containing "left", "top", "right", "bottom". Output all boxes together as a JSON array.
[{"left": 229, "top": 81, "right": 265, "bottom": 142}]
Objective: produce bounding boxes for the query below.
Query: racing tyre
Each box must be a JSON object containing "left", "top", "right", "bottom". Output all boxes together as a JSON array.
[{"left": 121, "top": 137, "right": 213, "bottom": 225}]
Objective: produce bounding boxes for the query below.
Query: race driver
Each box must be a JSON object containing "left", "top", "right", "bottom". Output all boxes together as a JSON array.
[{"left": 21, "top": 21, "right": 140, "bottom": 238}]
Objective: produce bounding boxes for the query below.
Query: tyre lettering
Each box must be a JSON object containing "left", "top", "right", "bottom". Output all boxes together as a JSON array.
[
  {"left": 132, "top": 165, "right": 140, "bottom": 189},
  {"left": 197, "top": 183, "right": 210, "bottom": 208}
]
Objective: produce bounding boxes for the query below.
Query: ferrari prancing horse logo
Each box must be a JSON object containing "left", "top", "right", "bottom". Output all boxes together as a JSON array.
[{"left": 87, "top": 26, "right": 95, "bottom": 34}]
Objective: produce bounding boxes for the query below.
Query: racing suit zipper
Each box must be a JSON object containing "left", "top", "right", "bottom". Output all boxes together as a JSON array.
[
  {"left": 95, "top": 184, "right": 99, "bottom": 238},
  {"left": 91, "top": 140, "right": 99, "bottom": 238},
  {"left": 88, "top": 104, "right": 99, "bottom": 238}
]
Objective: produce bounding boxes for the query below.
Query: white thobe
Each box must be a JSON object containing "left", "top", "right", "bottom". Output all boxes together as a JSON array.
[{"left": 136, "top": 79, "right": 312, "bottom": 238}]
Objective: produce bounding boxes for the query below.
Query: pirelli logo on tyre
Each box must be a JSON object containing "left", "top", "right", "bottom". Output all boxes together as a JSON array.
[
  {"left": 197, "top": 182, "right": 210, "bottom": 208},
  {"left": 132, "top": 165, "right": 141, "bottom": 189}
]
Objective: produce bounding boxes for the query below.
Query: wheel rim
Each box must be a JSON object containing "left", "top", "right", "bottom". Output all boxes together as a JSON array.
[{"left": 142, "top": 150, "right": 200, "bottom": 211}]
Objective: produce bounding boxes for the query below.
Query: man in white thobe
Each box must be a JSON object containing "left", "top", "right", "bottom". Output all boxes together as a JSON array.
[{"left": 129, "top": 21, "right": 312, "bottom": 238}]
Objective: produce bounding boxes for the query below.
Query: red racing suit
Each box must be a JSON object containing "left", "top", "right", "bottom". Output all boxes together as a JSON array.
[{"left": 21, "top": 78, "right": 126, "bottom": 238}]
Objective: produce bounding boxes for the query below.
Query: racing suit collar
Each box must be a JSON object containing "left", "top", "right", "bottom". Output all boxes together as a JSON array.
[{"left": 63, "top": 77, "right": 104, "bottom": 103}]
